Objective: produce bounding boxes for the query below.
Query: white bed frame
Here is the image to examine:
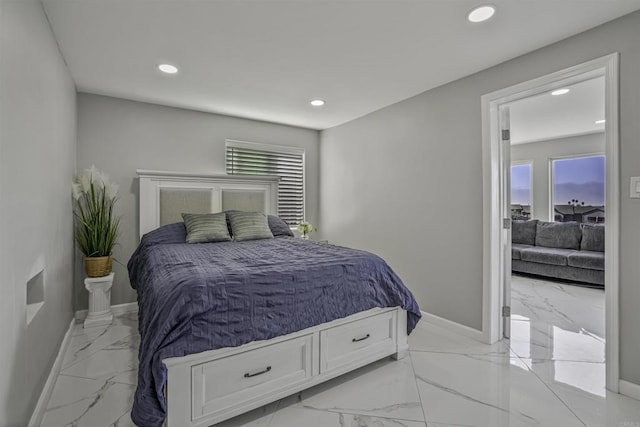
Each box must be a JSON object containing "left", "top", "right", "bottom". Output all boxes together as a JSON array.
[{"left": 136, "top": 170, "right": 410, "bottom": 427}]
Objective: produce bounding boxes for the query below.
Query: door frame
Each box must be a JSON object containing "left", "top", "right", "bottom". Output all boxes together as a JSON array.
[{"left": 480, "top": 53, "right": 620, "bottom": 392}]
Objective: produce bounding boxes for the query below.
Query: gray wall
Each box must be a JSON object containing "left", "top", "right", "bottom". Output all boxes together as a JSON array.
[
  {"left": 76, "top": 93, "right": 320, "bottom": 309},
  {"left": 0, "top": 0, "right": 77, "bottom": 424},
  {"left": 320, "top": 11, "right": 640, "bottom": 384},
  {"left": 511, "top": 132, "right": 605, "bottom": 221}
]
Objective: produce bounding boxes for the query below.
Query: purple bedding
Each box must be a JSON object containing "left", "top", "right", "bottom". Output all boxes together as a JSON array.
[{"left": 127, "top": 223, "right": 421, "bottom": 427}]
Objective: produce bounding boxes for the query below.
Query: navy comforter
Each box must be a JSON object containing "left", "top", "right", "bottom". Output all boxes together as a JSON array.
[{"left": 128, "top": 223, "right": 421, "bottom": 427}]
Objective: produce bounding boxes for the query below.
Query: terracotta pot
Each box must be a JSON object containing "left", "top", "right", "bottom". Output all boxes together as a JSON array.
[{"left": 85, "top": 256, "right": 112, "bottom": 278}]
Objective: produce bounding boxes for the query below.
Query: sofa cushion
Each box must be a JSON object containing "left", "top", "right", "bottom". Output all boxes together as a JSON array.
[
  {"left": 512, "top": 243, "right": 533, "bottom": 260},
  {"left": 581, "top": 224, "right": 605, "bottom": 252},
  {"left": 520, "top": 247, "right": 576, "bottom": 266},
  {"left": 535, "top": 221, "right": 582, "bottom": 250},
  {"left": 567, "top": 251, "right": 605, "bottom": 271},
  {"left": 512, "top": 220, "right": 538, "bottom": 246}
]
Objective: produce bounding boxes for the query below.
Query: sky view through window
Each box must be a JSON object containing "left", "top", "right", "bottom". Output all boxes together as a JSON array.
[
  {"left": 511, "top": 163, "right": 531, "bottom": 205},
  {"left": 553, "top": 155, "right": 605, "bottom": 206}
]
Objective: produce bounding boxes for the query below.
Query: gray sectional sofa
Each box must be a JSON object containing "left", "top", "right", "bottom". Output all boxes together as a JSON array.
[{"left": 512, "top": 220, "right": 605, "bottom": 286}]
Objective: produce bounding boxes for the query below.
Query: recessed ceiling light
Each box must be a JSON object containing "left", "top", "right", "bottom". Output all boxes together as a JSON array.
[
  {"left": 310, "top": 99, "right": 325, "bottom": 107},
  {"left": 467, "top": 5, "right": 496, "bottom": 23},
  {"left": 551, "top": 88, "right": 570, "bottom": 96},
  {"left": 595, "top": 119, "right": 606, "bottom": 124},
  {"left": 158, "top": 63, "right": 178, "bottom": 74}
]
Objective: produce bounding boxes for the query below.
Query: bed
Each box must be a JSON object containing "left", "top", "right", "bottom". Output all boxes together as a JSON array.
[{"left": 129, "top": 170, "right": 421, "bottom": 427}]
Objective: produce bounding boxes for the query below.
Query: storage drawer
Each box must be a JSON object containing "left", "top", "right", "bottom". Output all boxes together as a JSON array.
[
  {"left": 320, "top": 310, "right": 397, "bottom": 373},
  {"left": 191, "top": 334, "right": 313, "bottom": 420}
]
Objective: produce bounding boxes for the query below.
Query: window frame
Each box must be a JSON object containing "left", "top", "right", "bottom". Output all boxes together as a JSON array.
[{"left": 225, "top": 139, "right": 306, "bottom": 226}]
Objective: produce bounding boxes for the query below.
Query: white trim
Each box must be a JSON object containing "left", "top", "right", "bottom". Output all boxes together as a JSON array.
[
  {"left": 603, "top": 53, "right": 620, "bottom": 393},
  {"left": 512, "top": 129, "right": 604, "bottom": 146},
  {"left": 136, "top": 169, "right": 280, "bottom": 181},
  {"left": 28, "top": 318, "right": 75, "bottom": 427},
  {"left": 75, "top": 301, "right": 138, "bottom": 322},
  {"left": 420, "top": 310, "right": 484, "bottom": 342},
  {"left": 481, "top": 53, "right": 620, "bottom": 391},
  {"left": 619, "top": 380, "right": 640, "bottom": 402}
]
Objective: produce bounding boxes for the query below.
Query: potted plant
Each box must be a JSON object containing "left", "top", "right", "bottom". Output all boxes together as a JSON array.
[
  {"left": 72, "top": 166, "right": 120, "bottom": 278},
  {"left": 297, "top": 221, "right": 315, "bottom": 240}
]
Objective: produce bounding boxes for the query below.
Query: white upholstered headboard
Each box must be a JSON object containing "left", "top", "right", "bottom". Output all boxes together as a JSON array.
[{"left": 137, "top": 170, "right": 279, "bottom": 239}]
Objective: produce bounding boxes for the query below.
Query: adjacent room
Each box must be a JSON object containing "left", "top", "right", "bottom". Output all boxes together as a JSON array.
[
  {"left": 2, "top": 1, "right": 640, "bottom": 427},
  {"left": 507, "top": 76, "right": 608, "bottom": 398}
]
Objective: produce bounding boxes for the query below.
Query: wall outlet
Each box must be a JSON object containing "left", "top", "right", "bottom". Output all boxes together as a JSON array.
[{"left": 630, "top": 177, "right": 640, "bottom": 199}]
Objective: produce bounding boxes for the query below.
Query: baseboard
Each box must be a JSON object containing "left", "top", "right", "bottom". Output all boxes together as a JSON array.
[
  {"left": 28, "top": 318, "right": 75, "bottom": 427},
  {"left": 420, "top": 310, "right": 485, "bottom": 342},
  {"left": 74, "top": 301, "right": 138, "bottom": 322},
  {"left": 619, "top": 379, "right": 640, "bottom": 401}
]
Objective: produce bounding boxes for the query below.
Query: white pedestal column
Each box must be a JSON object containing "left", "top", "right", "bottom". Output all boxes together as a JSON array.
[{"left": 84, "top": 272, "right": 114, "bottom": 328}]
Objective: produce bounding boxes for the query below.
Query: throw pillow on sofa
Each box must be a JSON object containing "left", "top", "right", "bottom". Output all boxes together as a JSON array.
[
  {"left": 581, "top": 223, "right": 605, "bottom": 252},
  {"left": 512, "top": 219, "right": 538, "bottom": 246},
  {"left": 535, "top": 221, "right": 582, "bottom": 250}
]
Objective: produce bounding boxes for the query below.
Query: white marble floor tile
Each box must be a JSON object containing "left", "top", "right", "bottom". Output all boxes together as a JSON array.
[
  {"left": 409, "top": 321, "right": 511, "bottom": 357},
  {"left": 511, "top": 275, "right": 604, "bottom": 337},
  {"left": 60, "top": 345, "right": 138, "bottom": 385},
  {"left": 214, "top": 398, "right": 284, "bottom": 427},
  {"left": 299, "top": 357, "right": 425, "bottom": 422},
  {"left": 509, "top": 318, "right": 604, "bottom": 363},
  {"left": 267, "top": 406, "right": 427, "bottom": 427},
  {"left": 41, "top": 375, "right": 135, "bottom": 427},
  {"left": 411, "top": 351, "right": 584, "bottom": 427},
  {"left": 62, "top": 325, "right": 138, "bottom": 369},
  {"left": 522, "top": 359, "right": 640, "bottom": 427}
]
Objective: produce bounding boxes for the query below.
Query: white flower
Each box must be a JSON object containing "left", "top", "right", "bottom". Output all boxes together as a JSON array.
[
  {"left": 78, "top": 174, "right": 91, "bottom": 193},
  {"left": 86, "top": 165, "right": 100, "bottom": 183},
  {"left": 105, "top": 182, "right": 119, "bottom": 199},
  {"left": 98, "top": 171, "right": 110, "bottom": 187},
  {"left": 71, "top": 183, "right": 83, "bottom": 200}
]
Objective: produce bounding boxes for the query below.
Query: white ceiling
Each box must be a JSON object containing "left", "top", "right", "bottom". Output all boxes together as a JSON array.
[
  {"left": 509, "top": 76, "right": 605, "bottom": 144},
  {"left": 42, "top": 0, "right": 640, "bottom": 130}
]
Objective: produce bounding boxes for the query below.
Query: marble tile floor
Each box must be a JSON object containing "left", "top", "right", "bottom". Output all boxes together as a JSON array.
[{"left": 40, "top": 276, "right": 640, "bottom": 427}]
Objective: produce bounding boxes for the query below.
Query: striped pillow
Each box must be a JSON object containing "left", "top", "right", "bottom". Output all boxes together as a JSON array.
[
  {"left": 181, "top": 212, "right": 231, "bottom": 244},
  {"left": 227, "top": 211, "right": 274, "bottom": 242}
]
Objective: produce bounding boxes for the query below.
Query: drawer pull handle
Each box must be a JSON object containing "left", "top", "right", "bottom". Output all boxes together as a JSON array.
[
  {"left": 352, "top": 333, "right": 371, "bottom": 343},
  {"left": 244, "top": 366, "right": 272, "bottom": 378}
]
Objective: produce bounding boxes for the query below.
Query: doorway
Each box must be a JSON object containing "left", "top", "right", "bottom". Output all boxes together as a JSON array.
[{"left": 481, "top": 54, "right": 620, "bottom": 392}]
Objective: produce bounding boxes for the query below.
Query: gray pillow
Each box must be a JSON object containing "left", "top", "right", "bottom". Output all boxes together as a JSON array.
[
  {"left": 581, "top": 223, "right": 605, "bottom": 252},
  {"left": 535, "top": 221, "right": 582, "bottom": 250},
  {"left": 181, "top": 212, "right": 231, "bottom": 244},
  {"left": 267, "top": 215, "right": 294, "bottom": 237},
  {"left": 227, "top": 211, "right": 274, "bottom": 242},
  {"left": 512, "top": 219, "right": 538, "bottom": 246}
]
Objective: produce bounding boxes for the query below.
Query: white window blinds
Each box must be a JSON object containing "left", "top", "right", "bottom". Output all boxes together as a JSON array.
[{"left": 226, "top": 141, "right": 305, "bottom": 225}]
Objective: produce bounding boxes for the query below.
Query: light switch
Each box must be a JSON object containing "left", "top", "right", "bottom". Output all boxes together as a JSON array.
[{"left": 631, "top": 177, "right": 640, "bottom": 198}]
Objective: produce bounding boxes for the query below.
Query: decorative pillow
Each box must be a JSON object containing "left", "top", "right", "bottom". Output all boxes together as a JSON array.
[
  {"left": 227, "top": 211, "right": 274, "bottom": 241},
  {"left": 581, "top": 223, "right": 605, "bottom": 252},
  {"left": 267, "top": 215, "right": 294, "bottom": 237},
  {"left": 535, "top": 221, "right": 582, "bottom": 250},
  {"left": 512, "top": 219, "right": 538, "bottom": 246},
  {"left": 181, "top": 212, "right": 231, "bottom": 244}
]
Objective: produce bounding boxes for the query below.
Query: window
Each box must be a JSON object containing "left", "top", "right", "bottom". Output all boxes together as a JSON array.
[
  {"left": 511, "top": 163, "right": 532, "bottom": 220},
  {"left": 551, "top": 155, "right": 605, "bottom": 223},
  {"left": 226, "top": 140, "right": 305, "bottom": 225}
]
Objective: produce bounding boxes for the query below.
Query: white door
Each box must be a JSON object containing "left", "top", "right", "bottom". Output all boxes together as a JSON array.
[{"left": 500, "top": 106, "right": 512, "bottom": 339}]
